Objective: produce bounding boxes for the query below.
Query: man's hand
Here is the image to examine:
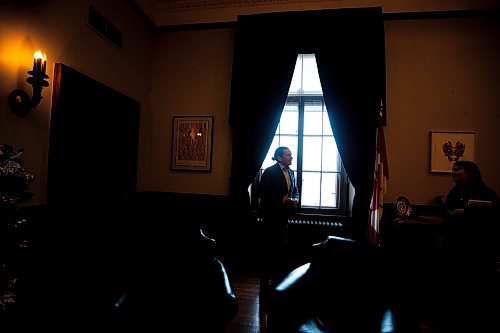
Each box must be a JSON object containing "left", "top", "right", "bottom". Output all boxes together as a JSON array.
[
  {"left": 283, "top": 195, "right": 298, "bottom": 207},
  {"left": 282, "top": 195, "right": 289, "bottom": 204}
]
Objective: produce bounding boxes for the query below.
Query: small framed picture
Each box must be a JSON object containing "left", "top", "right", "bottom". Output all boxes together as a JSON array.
[
  {"left": 171, "top": 116, "right": 214, "bottom": 171},
  {"left": 430, "top": 131, "right": 476, "bottom": 173}
]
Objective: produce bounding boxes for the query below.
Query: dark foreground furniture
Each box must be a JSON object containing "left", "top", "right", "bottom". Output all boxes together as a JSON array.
[
  {"left": 111, "top": 228, "right": 238, "bottom": 332},
  {"left": 3, "top": 192, "right": 238, "bottom": 331},
  {"left": 109, "top": 192, "right": 239, "bottom": 331},
  {"left": 269, "top": 211, "right": 500, "bottom": 333},
  {"left": 267, "top": 236, "right": 393, "bottom": 333}
]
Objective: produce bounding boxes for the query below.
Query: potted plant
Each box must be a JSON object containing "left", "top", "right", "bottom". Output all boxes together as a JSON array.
[
  {"left": 0, "top": 144, "right": 34, "bottom": 314},
  {"left": 0, "top": 144, "right": 34, "bottom": 208}
]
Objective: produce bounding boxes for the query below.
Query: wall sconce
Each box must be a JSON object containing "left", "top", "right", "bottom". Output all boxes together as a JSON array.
[{"left": 8, "top": 50, "right": 49, "bottom": 116}]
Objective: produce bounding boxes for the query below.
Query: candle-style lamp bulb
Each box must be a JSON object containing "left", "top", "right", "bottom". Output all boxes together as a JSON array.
[{"left": 33, "top": 50, "right": 46, "bottom": 74}]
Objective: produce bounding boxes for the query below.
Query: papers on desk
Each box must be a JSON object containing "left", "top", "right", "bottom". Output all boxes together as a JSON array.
[{"left": 467, "top": 199, "right": 493, "bottom": 208}]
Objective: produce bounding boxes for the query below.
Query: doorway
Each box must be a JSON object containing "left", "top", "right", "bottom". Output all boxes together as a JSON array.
[{"left": 47, "top": 63, "right": 140, "bottom": 206}]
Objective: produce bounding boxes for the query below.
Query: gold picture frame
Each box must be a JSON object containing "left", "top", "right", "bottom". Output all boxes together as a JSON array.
[
  {"left": 171, "top": 116, "right": 214, "bottom": 171},
  {"left": 430, "top": 131, "right": 476, "bottom": 173}
]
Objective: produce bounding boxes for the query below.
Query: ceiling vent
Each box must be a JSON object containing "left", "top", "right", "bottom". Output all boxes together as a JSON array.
[{"left": 88, "top": 6, "right": 122, "bottom": 49}]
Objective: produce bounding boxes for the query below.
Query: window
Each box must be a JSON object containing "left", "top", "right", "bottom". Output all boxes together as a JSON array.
[{"left": 251, "top": 54, "right": 349, "bottom": 215}]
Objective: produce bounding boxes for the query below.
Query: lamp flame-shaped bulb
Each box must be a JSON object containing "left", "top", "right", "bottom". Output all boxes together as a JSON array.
[
  {"left": 34, "top": 50, "right": 47, "bottom": 61},
  {"left": 32, "top": 50, "right": 47, "bottom": 75}
]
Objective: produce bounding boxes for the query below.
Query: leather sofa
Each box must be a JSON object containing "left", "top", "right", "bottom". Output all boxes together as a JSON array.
[
  {"left": 111, "top": 227, "right": 238, "bottom": 332},
  {"left": 267, "top": 236, "right": 393, "bottom": 333},
  {"left": 109, "top": 191, "right": 239, "bottom": 332}
]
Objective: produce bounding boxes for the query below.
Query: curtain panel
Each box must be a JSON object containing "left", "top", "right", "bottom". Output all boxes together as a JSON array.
[{"left": 228, "top": 7, "right": 386, "bottom": 241}]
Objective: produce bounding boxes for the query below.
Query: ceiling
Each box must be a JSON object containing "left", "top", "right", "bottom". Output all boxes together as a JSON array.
[
  {"left": 131, "top": 0, "right": 500, "bottom": 27},
  {"left": 132, "top": 0, "right": 344, "bottom": 27}
]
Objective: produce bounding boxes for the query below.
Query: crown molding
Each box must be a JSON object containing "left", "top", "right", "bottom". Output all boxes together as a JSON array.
[
  {"left": 131, "top": 0, "right": 500, "bottom": 28},
  {"left": 155, "top": 0, "right": 335, "bottom": 12}
]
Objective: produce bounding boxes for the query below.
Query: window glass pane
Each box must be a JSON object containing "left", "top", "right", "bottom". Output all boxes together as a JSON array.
[
  {"left": 304, "top": 100, "right": 323, "bottom": 112},
  {"left": 323, "top": 109, "right": 333, "bottom": 135},
  {"left": 302, "top": 55, "right": 322, "bottom": 94},
  {"left": 301, "top": 171, "right": 320, "bottom": 207},
  {"left": 288, "top": 56, "right": 302, "bottom": 94},
  {"left": 302, "top": 136, "right": 322, "bottom": 171},
  {"left": 321, "top": 172, "right": 339, "bottom": 208},
  {"left": 304, "top": 110, "right": 322, "bottom": 135},
  {"left": 261, "top": 136, "right": 279, "bottom": 169},
  {"left": 322, "top": 136, "right": 340, "bottom": 172},
  {"left": 284, "top": 102, "right": 299, "bottom": 113},
  {"left": 279, "top": 135, "right": 298, "bottom": 172},
  {"left": 279, "top": 110, "right": 298, "bottom": 135}
]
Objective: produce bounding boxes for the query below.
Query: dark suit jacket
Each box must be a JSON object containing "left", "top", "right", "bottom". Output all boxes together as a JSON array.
[{"left": 259, "top": 163, "right": 299, "bottom": 220}]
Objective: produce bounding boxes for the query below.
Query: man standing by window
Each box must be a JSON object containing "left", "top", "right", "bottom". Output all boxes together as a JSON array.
[{"left": 258, "top": 146, "right": 299, "bottom": 311}]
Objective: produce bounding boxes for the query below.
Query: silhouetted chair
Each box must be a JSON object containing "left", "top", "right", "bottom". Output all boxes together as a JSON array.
[
  {"left": 267, "top": 236, "right": 394, "bottom": 333},
  {"left": 111, "top": 228, "right": 238, "bottom": 332},
  {"left": 108, "top": 192, "right": 239, "bottom": 332},
  {"left": 4, "top": 193, "right": 238, "bottom": 332}
]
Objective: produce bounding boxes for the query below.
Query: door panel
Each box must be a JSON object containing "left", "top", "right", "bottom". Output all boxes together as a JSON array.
[{"left": 48, "top": 63, "right": 140, "bottom": 206}]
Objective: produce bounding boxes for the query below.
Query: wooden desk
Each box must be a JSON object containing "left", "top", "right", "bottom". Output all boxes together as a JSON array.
[
  {"left": 394, "top": 215, "right": 443, "bottom": 225},
  {"left": 391, "top": 215, "right": 444, "bottom": 250}
]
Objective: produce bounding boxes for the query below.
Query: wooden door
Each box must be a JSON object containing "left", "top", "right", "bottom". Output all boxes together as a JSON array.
[{"left": 47, "top": 63, "right": 140, "bottom": 207}]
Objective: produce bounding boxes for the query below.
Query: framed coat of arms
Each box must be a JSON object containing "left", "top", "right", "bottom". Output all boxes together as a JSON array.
[{"left": 430, "top": 131, "right": 476, "bottom": 173}]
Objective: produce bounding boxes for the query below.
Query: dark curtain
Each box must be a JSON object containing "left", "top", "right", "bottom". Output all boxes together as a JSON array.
[
  {"left": 229, "top": 7, "right": 386, "bottom": 241},
  {"left": 315, "top": 10, "right": 386, "bottom": 240},
  {"left": 228, "top": 14, "right": 298, "bottom": 208}
]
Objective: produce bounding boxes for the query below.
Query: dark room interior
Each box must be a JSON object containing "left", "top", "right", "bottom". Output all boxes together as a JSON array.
[{"left": 1, "top": 1, "right": 499, "bottom": 332}]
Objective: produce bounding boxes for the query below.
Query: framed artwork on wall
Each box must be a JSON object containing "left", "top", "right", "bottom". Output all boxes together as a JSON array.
[
  {"left": 171, "top": 116, "right": 214, "bottom": 171},
  {"left": 430, "top": 131, "right": 476, "bottom": 173}
]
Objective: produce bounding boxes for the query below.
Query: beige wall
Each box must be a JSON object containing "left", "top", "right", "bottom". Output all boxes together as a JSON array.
[
  {"left": 0, "top": 0, "right": 154, "bottom": 205},
  {"left": 385, "top": 17, "right": 500, "bottom": 204},
  {"left": 150, "top": 15, "right": 500, "bottom": 203},
  {"left": 1, "top": 1, "right": 499, "bottom": 206},
  {"left": 149, "top": 29, "right": 235, "bottom": 194}
]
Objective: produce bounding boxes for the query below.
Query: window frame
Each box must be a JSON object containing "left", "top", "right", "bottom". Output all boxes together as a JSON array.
[{"left": 251, "top": 94, "right": 350, "bottom": 217}]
